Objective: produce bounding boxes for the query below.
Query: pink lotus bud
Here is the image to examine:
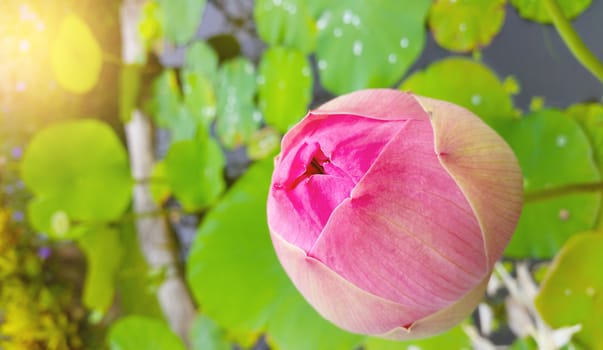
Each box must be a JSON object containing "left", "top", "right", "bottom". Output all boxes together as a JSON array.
[{"left": 267, "top": 89, "right": 522, "bottom": 339}]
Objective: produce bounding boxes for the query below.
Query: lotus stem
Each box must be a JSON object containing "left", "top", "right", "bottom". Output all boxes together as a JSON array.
[
  {"left": 544, "top": 0, "right": 603, "bottom": 84},
  {"left": 524, "top": 181, "right": 603, "bottom": 202}
]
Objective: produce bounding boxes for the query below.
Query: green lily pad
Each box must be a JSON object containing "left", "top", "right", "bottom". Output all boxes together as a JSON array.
[
  {"left": 138, "top": 0, "right": 163, "bottom": 49},
  {"left": 258, "top": 47, "right": 312, "bottom": 133},
  {"left": 148, "top": 70, "right": 181, "bottom": 128},
  {"left": 156, "top": 0, "right": 206, "bottom": 45},
  {"left": 535, "top": 233, "right": 603, "bottom": 349},
  {"left": 429, "top": 0, "right": 506, "bottom": 52},
  {"left": 21, "top": 120, "right": 132, "bottom": 237},
  {"left": 566, "top": 103, "right": 603, "bottom": 172},
  {"left": 26, "top": 199, "right": 93, "bottom": 240},
  {"left": 181, "top": 70, "right": 217, "bottom": 128},
  {"left": 181, "top": 41, "right": 218, "bottom": 127},
  {"left": 247, "top": 127, "right": 281, "bottom": 161},
  {"left": 108, "top": 316, "right": 186, "bottom": 350},
  {"left": 164, "top": 134, "right": 225, "bottom": 212},
  {"left": 364, "top": 323, "right": 470, "bottom": 350},
  {"left": 190, "top": 315, "right": 231, "bottom": 350},
  {"left": 503, "top": 109, "right": 601, "bottom": 258},
  {"left": 215, "top": 57, "right": 261, "bottom": 149},
  {"left": 254, "top": 0, "right": 317, "bottom": 53},
  {"left": 51, "top": 14, "right": 102, "bottom": 94},
  {"left": 306, "top": 0, "right": 338, "bottom": 16},
  {"left": 566, "top": 103, "right": 603, "bottom": 228},
  {"left": 27, "top": 197, "right": 74, "bottom": 239},
  {"left": 78, "top": 227, "right": 123, "bottom": 313},
  {"left": 147, "top": 70, "right": 198, "bottom": 141},
  {"left": 400, "top": 57, "right": 515, "bottom": 130},
  {"left": 315, "top": 0, "right": 431, "bottom": 94},
  {"left": 510, "top": 0, "right": 591, "bottom": 23},
  {"left": 114, "top": 224, "right": 163, "bottom": 318},
  {"left": 186, "top": 160, "right": 362, "bottom": 350},
  {"left": 184, "top": 41, "right": 219, "bottom": 81}
]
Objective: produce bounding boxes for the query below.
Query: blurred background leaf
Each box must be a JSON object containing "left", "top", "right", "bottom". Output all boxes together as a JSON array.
[
  {"left": 254, "top": 0, "right": 317, "bottom": 53},
  {"left": 503, "top": 110, "right": 601, "bottom": 258},
  {"left": 429, "top": 0, "right": 506, "bottom": 52},
  {"left": 78, "top": 227, "right": 123, "bottom": 314},
  {"left": 108, "top": 315, "right": 187, "bottom": 350},
  {"left": 535, "top": 233, "right": 603, "bottom": 349},
  {"left": 258, "top": 47, "right": 313, "bottom": 133},
  {"left": 401, "top": 57, "right": 517, "bottom": 130},
  {"left": 186, "top": 160, "right": 363, "bottom": 350},
  {"left": 215, "top": 57, "right": 260, "bottom": 149},
  {"left": 156, "top": 0, "right": 206, "bottom": 44},
  {"left": 189, "top": 315, "right": 231, "bottom": 350},
  {"left": 51, "top": 14, "right": 102, "bottom": 94},
  {"left": 21, "top": 120, "right": 132, "bottom": 238},
  {"left": 164, "top": 134, "right": 225, "bottom": 212},
  {"left": 315, "top": 0, "right": 431, "bottom": 94},
  {"left": 510, "top": 0, "right": 591, "bottom": 23}
]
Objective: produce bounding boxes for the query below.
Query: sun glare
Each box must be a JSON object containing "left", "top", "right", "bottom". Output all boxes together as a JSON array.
[{"left": 1, "top": 1, "right": 60, "bottom": 120}]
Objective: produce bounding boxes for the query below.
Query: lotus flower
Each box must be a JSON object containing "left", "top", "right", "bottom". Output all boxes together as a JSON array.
[{"left": 266, "top": 89, "right": 523, "bottom": 339}]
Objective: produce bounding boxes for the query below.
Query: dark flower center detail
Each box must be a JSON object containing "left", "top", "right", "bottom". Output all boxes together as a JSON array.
[
  {"left": 306, "top": 149, "right": 329, "bottom": 176},
  {"left": 288, "top": 146, "right": 330, "bottom": 189}
]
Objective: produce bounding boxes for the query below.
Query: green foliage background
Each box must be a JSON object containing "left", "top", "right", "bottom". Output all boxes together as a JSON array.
[{"left": 1, "top": 0, "right": 602, "bottom": 349}]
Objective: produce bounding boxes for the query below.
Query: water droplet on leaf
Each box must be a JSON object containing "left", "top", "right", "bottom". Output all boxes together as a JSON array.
[
  {"left": 353, "top": 41, "right": 363, "bottom": 56},
  {"left": 471, "top": 94, "right": 482, "bottom": 106},
  {"left": 556, "top": 135, "right": 567, "bottom": 147},
  {"left": 285, "top": 3, "right": 297, "bottom": 14},
  {"left": 342, "top": 9, "right": 353, "bottom": 24}
]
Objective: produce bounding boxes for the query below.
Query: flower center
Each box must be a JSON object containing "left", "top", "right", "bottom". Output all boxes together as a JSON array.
[
  {"left": 268, "top": 115, "right": 405, "bottom": 253},
  {"left": 308, "top": 154, "right": 327, "bottom": 176},
  {"left": 287, "top": 146, "right": 330, "bottom": 189}
]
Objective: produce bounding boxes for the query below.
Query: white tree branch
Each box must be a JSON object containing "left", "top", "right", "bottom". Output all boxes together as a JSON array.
[{"left": 120, "top": 0, "right": 196, "bottom": 344}]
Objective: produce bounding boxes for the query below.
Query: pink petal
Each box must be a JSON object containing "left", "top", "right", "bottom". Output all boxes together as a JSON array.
[
  {"left": 308, "top": 117, "right": 487, "bottom": 311},
  {"left": 278, "top": 89, "right": 427, "bottom": 156},
  {"left": 268, "top": 114, "right": 404, "bottom": 252},
  {"left": 380, "top": 275, "right": 489, "bottom": 340},
  {"left": 270, "top": 230, "right": 424, "bottom": 335},
  {"left": 314, "top": 89, "right": 428, "bottom": 122},
  {"left": 417, "top": 96, "right": 523, "bottom": 268}
]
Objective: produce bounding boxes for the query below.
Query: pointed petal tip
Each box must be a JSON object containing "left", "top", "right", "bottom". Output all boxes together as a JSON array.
[{"left": 377, "top": 275, "right": 489, "bottom": 341}]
